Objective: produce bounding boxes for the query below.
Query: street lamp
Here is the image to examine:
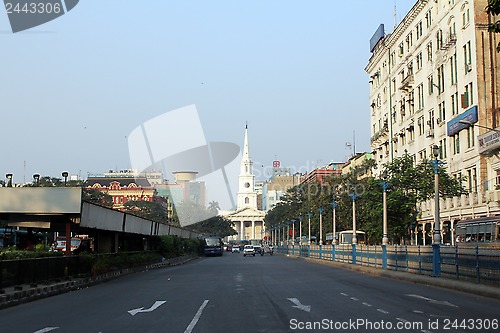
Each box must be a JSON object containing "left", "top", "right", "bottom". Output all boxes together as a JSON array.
[
  {"left": 380, "top": 171, "right": 391, "bottom": 245},
  {"left": 291, "top": 219, "right": 295, "bottom": 245},
  {"left": 318, "top": 207, "right": 324, "bottom": 245},
  {"left": 349, "top": 193, "right": 359, "bottom": 244},
  {"left": 458, "top": 119, "right": 500, "bottom": 133},
  {"left": 306, "top": 212, "right": 312, "bottom": 246},
  {"left": 299, "top": 215, "right": 303, "bottom": 247},
  {"left": 5, "top": 173, "right": 13, "bottom": 187},
  {"left": 429, "top": 144, "right": 445, "bottom": 277},
  {"left": 33, "top": 174, "right": 40, "bottom": 186},
  {"left": 330, "top": 200, "right": 338, "bottom": 245},
  {"left": 62, "top": 171, "right": 69, "bottom": 186}
]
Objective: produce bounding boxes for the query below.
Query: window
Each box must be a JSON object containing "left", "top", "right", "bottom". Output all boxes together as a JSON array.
[
  {"left": 463, "top": 41, "right": 472, "bottom": 72},
  {"left": 399, "top": 42, "right": 404, "bottom": 56},
  {"left": 438, "top": 101, "right": 446, "bottom": 122},
  {"left": 428, "top": 75, "right": 434, "bottom": 95},
  {"left": 427, "top": 42, "right": 433, "bottom": 61},
  {"left": 390, "top": 51, "right": 396, "bottom": 66},
  {"left": 453, "top": 133, "right": 461, "bottom": 154},
  {"left": 418, "top": 149, "right": 427, "bottom": 162},
  {"left": 417, "top": 84, "right": 424, "bottom": 110},
  {"left": 416, "top": 21, "right": 423, "bottom": 40},
  {"left": 418, "top": 116, "right": 425, "bottom": 135},
  {"left": 245, "top": 197, "right": 249, "bottom": 204},
  {"left": 406, "top": 32, "right": 413, "bottom": 50},
  {"left": 392, "top": 78, "right": 396, "bottom": 94},
  {"left": 426, "top": 9, "right": 432, "bottom": 28},
  {"left": 416, "top": 52, "right": 423, "bottom": 70},
  {"left": 467, "top": 126, "right": 475, "bottom": 148},
  {"left": 439, "top": 138, "right": 447, "bottom": 158},
  {"left": 496, "top": 169, "right": 500, "bottom": 187},
  {"left": 436, "top": 30, "right": 443, "bottom": 50},
  {"left": 463, "top": 82, "right": 473, "bottom": 108},
  {"left": 408, "top": 90, "right": 415, "bottom": 115},
  {"left": 428, "top": 109, "right": 435, "bottom": 130},
  {"left": 450, "top": 53, "right": 457, "bottom": 85},
  {"left": 467, "top": 168, "right": 477, "bottom": 193},
  {"left": 451, "top": 92, "right": 459, "bottom": 115},
  {"left": 437, "top": 65, "right": 445, "bottom": 94},
  {"left": 462, "top": 6, "right": 470, "bottom": 27}
]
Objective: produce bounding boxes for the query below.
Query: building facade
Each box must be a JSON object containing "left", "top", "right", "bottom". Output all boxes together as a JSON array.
[{"left": 366, "top": 0, "right": 500, "bottom": 244}]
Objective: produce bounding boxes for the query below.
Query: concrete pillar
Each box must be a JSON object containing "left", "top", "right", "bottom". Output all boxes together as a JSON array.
[
  {"left": 240, "top": 221, "right": 244, "bottom": 241},
  {"left": 252, "top": 220, "right": 255, "bottom": 239}
]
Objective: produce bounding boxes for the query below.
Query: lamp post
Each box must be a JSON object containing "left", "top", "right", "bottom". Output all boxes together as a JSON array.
[
  {"left": 299, "top": 214, "right": 303, "bottom": 247},
  {"left": 5, "top": 173, "right": 13, "bottom": 187},
  {"left": 330, "top": 200, "right": 338, "bottom": 245},
  {"left": 62, "top": 171, "right": 69, "bottom": 186},
  {"left": 291, "top": 219, "right": 295, "bottom": 245},
  {"left": 306, "top": 212, "right": 312, "bottom": 246},
  {"left": 429, "top": 144, "right": 445, "bottom": 277},
  {"left": 33, "top": 174, "right": 40, "bottom": 186},
  {"left": 380, "top": 172, "right": 391, "bottom": 246},
  {"left": 458, "top": 119, "right": 500, "bottom": 133},
  {"left": 349, "top": 193, "right": 359, "bottom": 245},
  {"left": 318, "top": 207, "right": 324, "bottom": 245}
]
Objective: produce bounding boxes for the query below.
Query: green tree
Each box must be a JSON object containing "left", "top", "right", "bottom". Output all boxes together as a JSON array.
[
  {"left": 487, "top": 0, "right": 500, "bottom": 51},
  {"left": 189, "top": 215, "right": 237, "bottom": 238},
  {"left": 82, "top": 188, "right": 113, "bottom": 208},
  {"left": 122, "top": 200, "right": 170, "bottom": 223}
]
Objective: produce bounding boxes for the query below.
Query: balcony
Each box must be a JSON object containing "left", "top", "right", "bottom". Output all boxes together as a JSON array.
[
  {"left": 400, "top": 74, "right": 414, "bottom": 92},
  {"left": 425, "top": 129, "right": 434, "bottom": 138}
]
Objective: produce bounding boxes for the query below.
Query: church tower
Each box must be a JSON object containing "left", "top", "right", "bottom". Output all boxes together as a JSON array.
[{"left": 237, "top": 124, "right": 258, "bottom": 210}]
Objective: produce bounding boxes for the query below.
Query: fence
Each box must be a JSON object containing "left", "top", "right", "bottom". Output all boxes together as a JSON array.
[{"left": 277, "top": 244, "right": 500, "bottom": 287}]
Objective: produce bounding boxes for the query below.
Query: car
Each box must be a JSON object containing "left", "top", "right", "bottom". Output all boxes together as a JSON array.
[
  {"left": 253, "top": 245, "right": 264, "bottom": 255},
  {"left": 232, "top": 245, "right": 240, "bottom": 253},
  {"left": 243, "top": 245, "right": 255, "bottom": 256},
  {"left": 263, "top": 245, "right": 273, "bottom": 255}
]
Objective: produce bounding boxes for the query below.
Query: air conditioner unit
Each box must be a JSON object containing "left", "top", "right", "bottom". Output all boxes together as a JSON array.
[
  {"left": 426, "top": 129, "right": 434, "bottom": 138},
  {"left": 466, "top": 63, "right": 473, "bottom": 72}
]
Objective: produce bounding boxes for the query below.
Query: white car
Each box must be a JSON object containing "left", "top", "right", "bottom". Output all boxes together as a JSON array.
[
  {"left": 243, "top": 245, "right": 256, "bottom": 256},
  {"left": 232, "top": 245, "right": 240, "bottom": 253}
]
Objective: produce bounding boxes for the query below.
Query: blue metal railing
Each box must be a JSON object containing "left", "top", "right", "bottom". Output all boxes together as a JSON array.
[{"left": 277, "top": 243, "right": 500, "bottom": 286}]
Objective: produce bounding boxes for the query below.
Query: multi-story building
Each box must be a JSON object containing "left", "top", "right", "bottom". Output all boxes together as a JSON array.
[
  {"left": 261, "top": 166, "right": 303, "bottom": 211},
  {"left": 86, "top": 170, "right": 155, "bottom": 209},
  {"left": 341, "top": 152, "right": 374, "bottom": 179},
  {"left": 300, "top": 162, "right": 343, "bottom": 185},
  {"left": 366, "top": 0, "right": 500, "bottom": 244}
]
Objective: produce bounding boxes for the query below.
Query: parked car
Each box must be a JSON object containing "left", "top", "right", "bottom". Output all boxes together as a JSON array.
[{"left": 243, "top": 245, "right": 256, "bottom": 256}]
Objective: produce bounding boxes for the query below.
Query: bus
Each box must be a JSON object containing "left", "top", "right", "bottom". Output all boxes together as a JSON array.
[
  {"left": 455, "top": 217, "right": 500, "bottom": 243},
  {"left": 203, "top": 236, "right": 224, "bottom": 256},
  {"left": 326, "top": 230, "right": 366, "bottom": 245}
]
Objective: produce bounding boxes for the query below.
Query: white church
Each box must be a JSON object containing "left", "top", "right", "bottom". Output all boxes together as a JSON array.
[{"left": 223, "top": 125, "right": 266, "bottom": 241}]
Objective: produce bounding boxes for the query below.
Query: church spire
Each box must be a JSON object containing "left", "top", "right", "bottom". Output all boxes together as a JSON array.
[{"left": 242, "top": 122, "right": 250, "bottom": 163}]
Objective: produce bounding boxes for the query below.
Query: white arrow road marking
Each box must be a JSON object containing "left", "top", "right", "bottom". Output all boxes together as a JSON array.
[
  {"left": 128, "top": 300, "right": 167, "bottom": 316},
  {"left": 34, "top": 328, "right": 59, "bottom": 333},
  {"left": 184, "top": 300, "right": 209, "bottom": 333},
  {"left": 406, "top": 294, "right": 458, "bottom": 308},
  {"left": 287, "top": 298, "right": 311, "bottom": 312}
]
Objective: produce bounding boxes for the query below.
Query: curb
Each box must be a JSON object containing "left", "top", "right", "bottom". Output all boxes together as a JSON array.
[{"left": 0, "top": 255, "right": 199, "bottom": 309}]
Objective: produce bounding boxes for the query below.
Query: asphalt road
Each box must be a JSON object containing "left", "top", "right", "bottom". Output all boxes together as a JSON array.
[{"left": 0, "top": 252, "right": 499, "bottom": 333}]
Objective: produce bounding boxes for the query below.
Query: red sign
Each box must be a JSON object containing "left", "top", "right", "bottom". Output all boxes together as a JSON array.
[{"left": 273, "top": 160, "right": 280, "bottom": 168}]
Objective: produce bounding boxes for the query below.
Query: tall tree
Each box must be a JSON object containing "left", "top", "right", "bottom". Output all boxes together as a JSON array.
[{"left": 487, "top": 0, "right": 500, "bottom": 51}]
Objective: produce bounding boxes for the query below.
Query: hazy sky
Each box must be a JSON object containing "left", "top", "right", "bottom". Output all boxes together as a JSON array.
[{"left": 1, "top": 0, "right": 415, "bottom": 183}]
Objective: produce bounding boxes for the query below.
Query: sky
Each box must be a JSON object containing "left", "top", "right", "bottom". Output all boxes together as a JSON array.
[{"left": 1, "top": 0, "right": 416, "bottom": 184}]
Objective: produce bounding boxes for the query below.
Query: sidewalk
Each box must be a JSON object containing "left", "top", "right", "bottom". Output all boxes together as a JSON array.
[
  {"left": 0, "top": 255, "right": 198, "bottom": 309},
  {"left": 286, "top": 254, "right": 500, "bottom": 300}
]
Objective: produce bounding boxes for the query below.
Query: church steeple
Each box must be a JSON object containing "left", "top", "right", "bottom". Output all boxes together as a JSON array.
[
  {"left": 243, "top": 123, "right": 251, "bottom": 160},
  {"left": 237, "top": 124, "right": 257, "bottom": 210}
]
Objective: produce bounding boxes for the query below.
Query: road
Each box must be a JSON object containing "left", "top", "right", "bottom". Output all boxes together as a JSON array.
[{"left": 0, "top": 252, "right": 499, "bottom": 333}]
